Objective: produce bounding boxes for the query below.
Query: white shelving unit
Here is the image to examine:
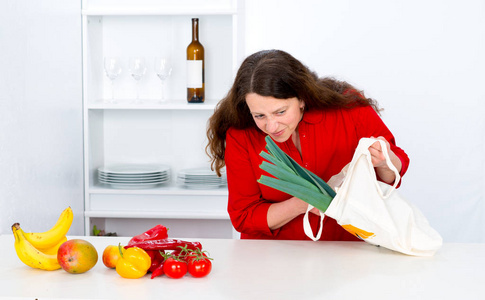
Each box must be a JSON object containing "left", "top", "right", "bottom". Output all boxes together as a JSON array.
[{"left": 81, "top": 0, "right": 243, "bottom": 239}]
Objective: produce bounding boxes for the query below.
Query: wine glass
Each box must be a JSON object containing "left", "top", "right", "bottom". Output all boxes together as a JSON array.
[
  {"left": 103, "top": 57, "right": 122, "bottom": 103},
  {"left": 129, "top": 57, "right": 147, "bottom": 102},
  {"left": 154, "top": 57, "right": 173, "bottom": 103}
]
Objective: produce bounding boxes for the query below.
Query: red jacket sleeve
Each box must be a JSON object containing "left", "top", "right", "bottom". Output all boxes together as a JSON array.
[
  {"left": 352, "top": 106, "right": 410, "bottom": 183},
  {"left": 342, "top": 89, "right": 409, "bottom": 180},
  {"left": 225, "top": 128, "right": 273, "bottom": 237}
]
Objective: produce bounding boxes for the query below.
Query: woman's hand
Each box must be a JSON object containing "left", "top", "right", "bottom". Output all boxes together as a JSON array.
[{"left": 369, "top": 136, "right": 402, "bottom": 184}]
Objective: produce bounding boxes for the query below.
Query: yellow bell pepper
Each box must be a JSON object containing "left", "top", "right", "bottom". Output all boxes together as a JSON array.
[{"left": 115, "top": 245, "right": 151, "bottom": 279}]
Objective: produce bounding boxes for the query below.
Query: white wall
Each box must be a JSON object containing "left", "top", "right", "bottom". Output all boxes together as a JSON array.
[
  {"left": 1, "top": 0, "right": 483, "bottom": 242},
  {"left": 244, "top": 0, "right": 485, "bottom": 242},
  {"left": 0, "top": 0, "right": 84, "bottom": 235}
]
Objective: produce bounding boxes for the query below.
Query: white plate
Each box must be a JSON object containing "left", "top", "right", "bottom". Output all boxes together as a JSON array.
[
  {"left": 177, "top": 176, "right": 225, "bottom": 182},
  {"left": 177, "top": 168, "right": 226, "bottom": 189},
  {"left": 98, "top": 172, "right": 170, "bottom": 178},
  {"left": 98, "top": 164, "right": 170, "bottom": 175},
  {"left": 179, "top": 181, "right": 225, "bottom": 185},
  {"left": 99, "top": 174, "right": 169, "bottom": 180},
  {"left": 100, "top": 182, "right": 167, "bottom": 189},
  {"left": 180, "top": 183, "right": 226, "bottom": 189},
  {"left": 177, "top": 175, "right": 225, "bottom": 180},
  {"left": 178, "top": 168, "right": 223, "bottom": 177},
  {"left": 99, "top": 177, "right": 169, "bottom": 184}
]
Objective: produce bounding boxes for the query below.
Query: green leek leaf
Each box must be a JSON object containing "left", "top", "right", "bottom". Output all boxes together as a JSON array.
[
  {"left": 258, "top": 175, "right": 332, "bottom": 212},
  {"left": 258, "top": 135, "right": 336, "bottom": 213}
]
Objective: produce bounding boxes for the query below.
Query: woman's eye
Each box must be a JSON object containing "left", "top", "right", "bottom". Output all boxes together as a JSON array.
[
  {"left": 254, "top": 114, "right": 264, "bottom": 119},
  {"left": 276, "top": 110, "right": 286, "bottom": 115}
]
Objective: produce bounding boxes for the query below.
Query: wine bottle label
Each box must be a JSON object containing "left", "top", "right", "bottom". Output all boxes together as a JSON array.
[{"left": 186, "top": 60, "right": 203, "bottom": 88}]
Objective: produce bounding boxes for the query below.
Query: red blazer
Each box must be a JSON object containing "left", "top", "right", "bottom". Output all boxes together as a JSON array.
[{"left": 225, "top": 106, "right": 410, "bottom": 240}]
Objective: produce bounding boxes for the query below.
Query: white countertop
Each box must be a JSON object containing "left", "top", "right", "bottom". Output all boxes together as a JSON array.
[{"left": 0, "top": 235, "right": 484, "bottom": 300}]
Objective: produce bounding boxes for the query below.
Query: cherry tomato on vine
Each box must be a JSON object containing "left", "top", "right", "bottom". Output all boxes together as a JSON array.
[
  {"left": 188, "top": 257, "right": 212, "bottom": 278},
  {"left": 186, "top": 251, "right": 207, "bottom": 263},
  {"left": 163, "top": 257, "right": 187, "bottom": 279}
]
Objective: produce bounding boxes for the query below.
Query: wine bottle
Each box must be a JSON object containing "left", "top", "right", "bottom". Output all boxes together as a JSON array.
[{"left": 186, "top": 18, "right": 205, "bottom": 103}]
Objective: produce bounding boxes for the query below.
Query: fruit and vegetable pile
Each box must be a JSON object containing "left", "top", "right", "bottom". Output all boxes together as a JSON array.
[{"left": 11, "top": 207, "right": 213, "bottom": 279}]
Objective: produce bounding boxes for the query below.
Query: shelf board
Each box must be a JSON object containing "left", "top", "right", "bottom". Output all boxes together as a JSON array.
[
  {"left": 82, "top": 0, "right": 238, "bottom": 16},
  {"left": 86, "top": 99, "right": 218, "bottom": 110},
  {"left": 82, "top": 8, "right": 237, "bottom": 16},
  {"left": 84, "top": 210, "right": 230, "bottom": 220},
  {"left": 89, "top": 184, "right": 228, "bottom": 196}
]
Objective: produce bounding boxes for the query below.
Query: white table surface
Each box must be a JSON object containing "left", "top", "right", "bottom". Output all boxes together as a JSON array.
[{"left": 0, "top": 235, "right": 483, "bottom": 300}]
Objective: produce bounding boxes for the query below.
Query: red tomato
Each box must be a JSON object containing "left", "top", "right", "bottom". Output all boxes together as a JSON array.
[
  {"left": 188, "top": 257, "right": 212, "bottom": 278},
  {"left": 163, "top": 257, "right": 187, "bottom": 279}
]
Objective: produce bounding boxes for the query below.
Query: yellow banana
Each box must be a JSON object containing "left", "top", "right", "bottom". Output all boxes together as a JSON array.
[
  {"left": 37, "top": 236, "right": 67, "bottom": 255},
  {"left": 24, "top": 207, "right": 73, "bottom": 249},
  {"left": 12, "top": 223, "right": 61, "bottom": 271}
]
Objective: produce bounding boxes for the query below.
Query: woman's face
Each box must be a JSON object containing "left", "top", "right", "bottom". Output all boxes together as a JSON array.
[{"left": 246, "top": 93, "right": 304, "bottom": 143}]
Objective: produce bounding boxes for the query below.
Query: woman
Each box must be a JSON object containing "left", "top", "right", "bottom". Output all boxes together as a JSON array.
[{"left": 206, "top": 50, "right": 409, "bottom": 240}]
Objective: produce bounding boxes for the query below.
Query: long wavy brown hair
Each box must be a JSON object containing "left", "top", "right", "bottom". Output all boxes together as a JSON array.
[{"left": 206, "top": 49, "right": 380, "bottom": 176}]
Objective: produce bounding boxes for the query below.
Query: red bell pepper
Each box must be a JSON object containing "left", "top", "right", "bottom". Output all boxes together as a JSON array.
[
  {"left": 128, "top": 224, "right": 168, "bottom": 245},
  {"left": 125, "top": 239, "right": 202, "bottom": 252}
]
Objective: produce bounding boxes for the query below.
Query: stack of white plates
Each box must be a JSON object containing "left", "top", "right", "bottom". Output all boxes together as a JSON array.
[
  {"left": 177, "top": 168, "right": 227, "bottom": 189},
  {"left": 98, "top": 164, "right": 171, "bottom": 189}
]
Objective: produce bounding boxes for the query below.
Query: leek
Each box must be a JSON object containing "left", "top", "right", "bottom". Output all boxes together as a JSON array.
[{"left": 257, "top": 135, "right": 335, "bottom": 212}]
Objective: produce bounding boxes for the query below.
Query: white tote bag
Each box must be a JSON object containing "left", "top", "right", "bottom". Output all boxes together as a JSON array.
[{"left": 305, "top": 138, "right": 443, "bottom": 256}]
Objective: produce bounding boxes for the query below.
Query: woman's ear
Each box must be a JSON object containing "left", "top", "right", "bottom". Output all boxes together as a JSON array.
[{"left": 299, "top": 100, "right": 305, "bottom": 110}]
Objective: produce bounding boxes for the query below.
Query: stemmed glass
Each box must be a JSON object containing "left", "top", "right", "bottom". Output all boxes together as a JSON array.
[
  {"left": 129, "top": 57, "right": 147, "bottom": 102},
  {"left": 103, "top": 57, "right": 122, "bottom": 103},
  {"left": 154, "top": 57, "right": 172, "bottom": 103}
]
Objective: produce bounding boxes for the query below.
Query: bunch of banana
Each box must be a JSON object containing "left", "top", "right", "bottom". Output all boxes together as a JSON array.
[{"left": 11, "top": 207, "right": 73, "bottom": 271}]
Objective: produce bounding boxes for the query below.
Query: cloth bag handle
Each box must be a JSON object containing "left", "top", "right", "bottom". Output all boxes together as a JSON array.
[
  {"left": 363, "top": 138, "right": 401, "bottom": 198},
  {"left": 303, "top": 204, "right": 325, "bottom": 241}
]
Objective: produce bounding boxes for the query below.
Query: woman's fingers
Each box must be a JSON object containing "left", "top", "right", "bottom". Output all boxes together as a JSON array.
[{"left": 369, "top": 136, "right": 387, "bottom": 168}]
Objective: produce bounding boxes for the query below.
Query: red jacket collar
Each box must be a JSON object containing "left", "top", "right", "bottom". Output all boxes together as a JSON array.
[{"left": 302, "top": 109, "right": 324, "bottom": 124}]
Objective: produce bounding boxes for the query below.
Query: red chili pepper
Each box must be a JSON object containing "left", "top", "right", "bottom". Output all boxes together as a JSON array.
[
  {"left": 128, "top": 225, "right": 168, "bottom": 246},
  {"left": 150, "top": 261, "right": 165, "bottom": 279},
  {"left": 125, "top": 239, "right": 202, "bottom": 252},
  {"left": 146, "top": 249, "right": 165, "bottom": 273}
]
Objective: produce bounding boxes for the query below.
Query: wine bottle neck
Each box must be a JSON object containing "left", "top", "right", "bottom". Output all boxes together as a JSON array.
[{"left": 192, "top": 18, "right": 199, "bottom": 41}]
